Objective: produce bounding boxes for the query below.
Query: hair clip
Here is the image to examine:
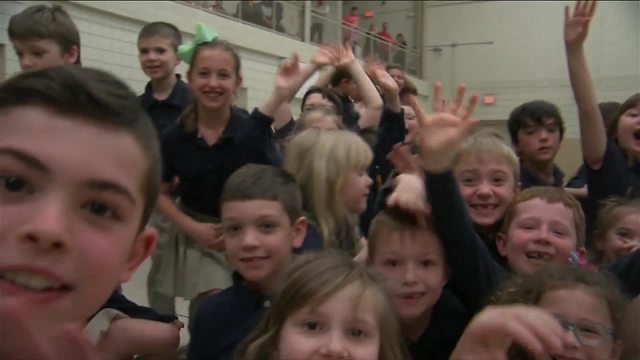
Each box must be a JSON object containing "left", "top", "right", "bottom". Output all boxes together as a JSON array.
[
  {"left": 178, "top": 23, "right": 218, "bottom": 64},
  {"left": 568, "top": 251, "right": 597, "bottom": 271}
]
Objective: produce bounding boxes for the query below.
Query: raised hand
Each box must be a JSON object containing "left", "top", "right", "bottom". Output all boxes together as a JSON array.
[
  {"left": 336, "top": 42, "right": 357, "bottom": 67},
  {"left": 310, "top": 44, "right": 340, "bottom": 68},
  {"left": 451, "top": 305, "right": 571, "bottom": 360},
  {"left": 564, "top": 0, "right": 597, "bottom": 50},
  {"left": 274, "top": 53, "right": 302, "bottom": 100},
  {"left": 416, "top": 82, "right": 478, "bottom": 173},
  {"left": 387, "top": 143, "right": 421, "bottom": 175}
]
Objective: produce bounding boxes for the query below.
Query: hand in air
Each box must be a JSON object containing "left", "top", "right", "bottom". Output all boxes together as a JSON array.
[
  {"left": 417, "top": 82, "right": 478, "bottom": 173},
  {"left": 274, "top": 53, "right": 303, "bottom": 100},
  {"left": 564, "top": 0, "right": 597, "bottom": 50},
  {"left": 310, "top": 44, "right": 340, "bottom": 68}
]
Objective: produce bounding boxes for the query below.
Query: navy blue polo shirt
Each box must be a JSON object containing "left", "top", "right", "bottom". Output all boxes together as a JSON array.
[
  {"left": 161, "top": 108, "right": 281, "bottom": 217},
  {"left": 188, "top": 273, "right": 270, "bottom": 360},
  {"left": 519, "top": 164, "right": 565, "bottom": 189},
  {"left": 139, "top": 76, "right": 192, "bottom": 139}
]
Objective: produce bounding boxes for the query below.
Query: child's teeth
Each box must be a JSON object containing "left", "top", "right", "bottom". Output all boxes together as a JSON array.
[{"left": 1, "top": 271, "right": 64, "bottom": 291}]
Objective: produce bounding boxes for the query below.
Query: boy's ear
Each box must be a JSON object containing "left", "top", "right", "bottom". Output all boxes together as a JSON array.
[
  {"left": 120, "top": 227, "right": 157, "bottom": 283},
  {"left": 291, "top": 216, "right": 308, "bottom": 249},
  {"left": 63, "top": 45, "right": 80, "bottom": 65},
  {"left": 495, "top": 232, "right": 508, "bottom": 256}
]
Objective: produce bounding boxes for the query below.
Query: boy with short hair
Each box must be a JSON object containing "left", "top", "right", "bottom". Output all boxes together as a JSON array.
[
  {"left": 367, "top": 209, "right": 469, "bottom": 360},
  {"left": 137, "top": 21, "right": 191, "bottom": 317},
  {"left": 507, "top": 100, "right": 566, "bottom": 188},
  {"left": 8, "top": 4, "right": 81, "bottom": 70},
  {"left": 188, "top": 164, "right": 307, "bottom": 360},
  {"left": 0, "top": 65, "right": 176, "bottom": 357},
  {"left": 137, "top": 21, "right": 191, "bottom": 138}
]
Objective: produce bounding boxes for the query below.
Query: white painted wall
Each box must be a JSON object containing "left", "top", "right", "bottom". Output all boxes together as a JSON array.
[{"left": 423, "top": 0, "right": 640, "bottom": 138}]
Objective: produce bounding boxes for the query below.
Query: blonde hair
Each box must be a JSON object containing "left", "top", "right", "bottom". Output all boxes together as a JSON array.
[
  {"left": 501, "top": 186, "right": 585, "bottom": 249},
  {"left": 235, "top": 251, "right": 409, "bottom": 360},
  {"left": 283, "top": 128, "right": 373, "bottom": 251},
  {"left": 454, "top": 128, "right": 520, "bottom": 183}
]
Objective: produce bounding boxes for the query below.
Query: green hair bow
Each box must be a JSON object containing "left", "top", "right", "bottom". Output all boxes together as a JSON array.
[{"left": 178, "top": 23, "right": 218, "bottom": 64}]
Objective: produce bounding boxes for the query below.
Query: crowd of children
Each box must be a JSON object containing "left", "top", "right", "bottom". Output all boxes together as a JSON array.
[{"left": 1, "top": 0, "right": 638, "bottom": 359}]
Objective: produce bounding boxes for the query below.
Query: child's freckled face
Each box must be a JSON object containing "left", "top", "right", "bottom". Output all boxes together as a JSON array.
[
  {"left": 0, "top": 106, "right": 150, "bottom": 325},
  {"left": 498, "top": 199, "right": 577, "bottom": 274}
]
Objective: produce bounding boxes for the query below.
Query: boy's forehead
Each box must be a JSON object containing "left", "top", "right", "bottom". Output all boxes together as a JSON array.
[
  {"left": 522, "top": 117, "right": 558, "bottom": 129},
  {"left": 513, "top": 198, "right": 572, "bottom": 219},
  {"left": 221, "top": 199, "right": 290, "bottom": 218},
  {"left": 13, "top": 37, "right": 63, "bottom": 50},
  {"left": 137, "top": 35, "right": 175, "bottom": 48},
  {"left": 375, "top": 227, "right": 444, "bottom": 252},
  {"left": 456, "top": 153, "right": 514, "bottom": 172}
]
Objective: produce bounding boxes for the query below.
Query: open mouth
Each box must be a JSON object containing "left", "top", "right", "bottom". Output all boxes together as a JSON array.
[
  {"left": 400, "top": 292, "right": 425, "bottom": 300},
  {"left": 203, "top": 91, "right": 224, "bottom": 100},
  {"left": 0, "top": 270, "right": 72, "bottom": 293},
  {"left": 471, "top": 204, "right": 498, "bottom": 211},
  {"left": 525, "top": 251, "right": 553, "bottom": 261},
  {"left": 240, "top": 256, "right": 268, "bottom": 264},
  {"left": 633, "top": 130, "right": 640, "bottom": 141}
]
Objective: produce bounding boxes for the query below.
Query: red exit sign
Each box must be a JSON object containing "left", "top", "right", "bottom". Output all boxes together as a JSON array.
[{"left": 483, "top": 95, "right": 496, "bottom": 105}]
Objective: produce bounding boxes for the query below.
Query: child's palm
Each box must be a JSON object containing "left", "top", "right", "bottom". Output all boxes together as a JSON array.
[
  {"left": 564, "top": 1, "right": 596, "bottom": 48},
  {"left": 275, "top": 54, "right": 302, "bottom": 98}
]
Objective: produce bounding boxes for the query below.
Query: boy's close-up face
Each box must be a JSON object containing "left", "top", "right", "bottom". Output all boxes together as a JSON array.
[
  {"left": 515, "top": 117, "right": 562, "bottom": 165},
  {"left": 137, "top": 35, "right": 180, "bottom": 81},
  {"left": 454, "top": 155, "right": 519, "bottom": 230},
  {"left": 12, "top": 38, "right": 78, "bottom": 71},
  {"left": 0, "top": 106, "right": 155, "bottom": 325},
  {"left": 222, "top": 199, "right": 305, "bottom": 291},
  {"left": 370, "top": 228, "right": 449, "bottom": 324},
  {"left": 497, "top": 198, "right": 577, "bottom": 274}
]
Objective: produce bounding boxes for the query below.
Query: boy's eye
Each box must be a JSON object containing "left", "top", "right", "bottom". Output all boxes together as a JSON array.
[
  {"left": 491, "top": 177, "right": 505, "bottom": 185},
  {"left": 519, "top": 223, "right": 535, "bottom": 231},
  {"left": 421, "top": 260, "right": 433, "bottom": 267},
  {"left": 615, "top": 229, "right": 630, "bottom": 239},
  {"left": 83, "top": 201, "right": 116, "bottom": 219},
  {"left": 1, "top": 176, "right": 29, "bottom": 193},
  {"left": 259, "top": 222, "right": 276, "bottom": 231},
  {"left": 32, "top": 51, "right": 45, "bottom": 58},
  {"left": 460, "top": 177, "right": 477, "bottom": 186}
]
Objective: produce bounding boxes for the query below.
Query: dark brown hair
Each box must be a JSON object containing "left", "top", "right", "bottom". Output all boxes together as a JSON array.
[
  {"left": 608, "top": 93, "right": 640, "bottom": 144},
  {"left": 138, "top": 21, "right": 182, "bottom": 52},
  {"left": 220, "top": 164, "right": 303, "bottom": 224},
  {"left": 9, "top": 4, "right": 81, "bottom": 65},
  {"left": 0, "top": 66, "right": 161, "bottom": 230},
  {"left": 367, "top": 208, "right": 438, "bottom": 261}
]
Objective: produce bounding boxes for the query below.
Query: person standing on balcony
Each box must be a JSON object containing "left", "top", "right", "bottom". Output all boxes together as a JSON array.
[
  {"left": 236, "top": 0, "right": 263, "bottom": 27},
  {"left": 376, "top": 22, "right": 393, "bottom": 62},
  {"left": 311, "top": 0, "right": 330, "bottom": 43},
  {"left": 342, "top": 7, "right": 360, "bottom": 46},
  {"left": 393, "top": 33, "right": 408, "bottom": 69},
  {"left": 363, "top": 23, "right": 377, "bottom": 58}
]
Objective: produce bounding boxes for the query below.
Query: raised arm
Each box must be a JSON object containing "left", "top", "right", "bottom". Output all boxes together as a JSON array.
[
  {"left": 335, "top": 44, "right": 384, "bottom": 129},
  {"left": 564, "top": 0, "right": 606, "bottom": 169},
  {"left": 272, "top": 46, "right": 340, "bottom": 130}
]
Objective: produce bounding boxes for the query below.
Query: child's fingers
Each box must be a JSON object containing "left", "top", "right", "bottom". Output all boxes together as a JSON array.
[
  {"left": 461, "top": 94, "right": 479, "bottom": 120},
  {"left": 588, "top": 0, "right": 597, "bottom": 16},
  {"left": 449, "top": 83, "right": 466, "bottom": 115},
  {"left": 513, "top": 310, "right": 565, "bottom": 356},
  {"left": 431, "top": 82, "right": 443, "bottom": 113}
]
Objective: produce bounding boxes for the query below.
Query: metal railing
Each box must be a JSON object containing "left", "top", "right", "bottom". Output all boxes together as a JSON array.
[{"left": 179, "top": 1, "right": 422, "bottom": 77}]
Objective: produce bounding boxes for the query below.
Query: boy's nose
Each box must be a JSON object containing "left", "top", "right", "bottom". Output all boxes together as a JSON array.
[
  {"left": 19, "top": 56, "right": 36, "bottom": 71},
  {"left": 20, "top": 198, "right": 70, "bottom": 252}
]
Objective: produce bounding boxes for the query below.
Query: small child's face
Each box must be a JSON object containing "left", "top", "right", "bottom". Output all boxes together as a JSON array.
[
  {"left": 0, "top": 107, "right": 155, "bottom": 325},
  {"left": 497, "top": 198, "right": 577, "bottom": 274},
  {"left": 343, "top": 168, "right": 373, "bottom": 215},
  {"left": 454, "top": 156, "right": 518, "bottom": 229},
  {"left": 137, "top": 36, "right": 179, "bottom": 81},
  {"left": 371, "top": 229, "right": 448, "bottom": 324},
  {"left": 598, "top": 211, "right": 640, "bottom": 264},
  {"left": 222, "top": 200, "right": 305, "bottom": 291},
  {"left": 538, "top": 287, "right": 622, "bottom": 360},
  {"left": 515, "top": 118, "right": 561, "bottom": 165},
  {"left": 12, "top": 38, "right": 77, "bottom": 71},
  {"left": 278, "top": 283, "right": 381, "bottom": 359},
  {"left": 615, "top": 103, "right": 640, "bottom": 158},
  {"left": 188, "top": 48, "right": 241, "bottom": 110}
]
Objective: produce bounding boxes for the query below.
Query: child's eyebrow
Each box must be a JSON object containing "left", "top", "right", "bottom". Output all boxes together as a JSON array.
[
  {"left": 0, "top": 147, "right": 49, "bottom": 174},
  {"left": 84, "top": 179, "right": 136, "bottom": 205}
]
